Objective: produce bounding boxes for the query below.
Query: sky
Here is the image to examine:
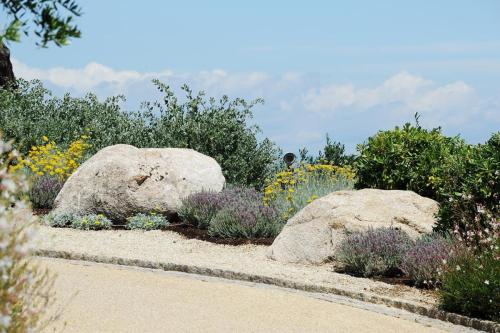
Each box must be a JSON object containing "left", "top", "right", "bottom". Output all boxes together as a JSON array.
[{"left": 6, "top": 0, "right": 500, "bottom": 154}]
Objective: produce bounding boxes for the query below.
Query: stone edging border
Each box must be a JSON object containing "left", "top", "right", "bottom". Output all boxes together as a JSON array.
[{"left": 35, "top": 249, "right": 499, "bottom": 333}]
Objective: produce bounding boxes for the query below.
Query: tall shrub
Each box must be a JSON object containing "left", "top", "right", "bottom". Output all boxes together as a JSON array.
[
  {"left": 436, "top": 132, "right": 499, "bottom": 233},
  {"left": 355, "top": 121, "right": 468, "bottom": 200},
  {"left": 0, "top": 79, "right": 280, "bottom": 188},
  {"left": 355, "top": 118, "right": 498, "bottom": 233}
]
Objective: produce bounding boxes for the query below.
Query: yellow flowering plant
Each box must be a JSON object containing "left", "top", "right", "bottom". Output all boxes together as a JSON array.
[
  {"left": 11, "top": 135, "right": 91, "bottom": 180},
  {"left": 263, "top": 163, "right": 355, "bottom": 220}
]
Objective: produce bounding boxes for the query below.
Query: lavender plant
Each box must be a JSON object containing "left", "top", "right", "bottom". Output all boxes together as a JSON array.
[
  {"left": 400, "top": 233, "right": 453, "bottom": 287},
  {"left": 337, "top": 227, "right": 414, "bottom": 277},
  {"left": 208, "top": 201, "right": 281, "bottom": 238},
  {"left": 179, "top": 191, "right": 224, "bottom": 228},
  {"left": 181, "top": 185, "right": 283, "bottom": 238},
  {"left": 126, "top": 213, "right": 169, "bottom": 231},
  {"left": 30, "top": 175, "right": 64, "bottom": 209}
]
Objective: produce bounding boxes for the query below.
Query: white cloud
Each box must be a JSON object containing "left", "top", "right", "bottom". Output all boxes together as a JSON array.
[
  {"left": 10, "top": 59, "right": 497, "bottom": 153},
  {"left": 12, "top": 59, "right": 270, "bottom": 95},
  {"left": 301, "top": 71, "right": 476, "bottom": 125}
]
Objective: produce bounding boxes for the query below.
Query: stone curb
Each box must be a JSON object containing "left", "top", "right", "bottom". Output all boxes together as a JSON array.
[{"left": 35, "top": 249, "right": 499, "bottom": 333}]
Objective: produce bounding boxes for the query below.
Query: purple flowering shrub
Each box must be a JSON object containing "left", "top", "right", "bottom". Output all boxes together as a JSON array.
[
  {"left": 400, "top": 233, "right": 453, "bottom": 287},
  {"left": 337, "top": 227, "right": 414, "bottom": 277},
  {"left": 179, "top": 191, "right": 223, "bottom": 228},
  {"left": 180, "top": 185, "right": 283, "bottom": 238},
  {"left": 29, "top": 174, "right": 64, "bottom": 209}
]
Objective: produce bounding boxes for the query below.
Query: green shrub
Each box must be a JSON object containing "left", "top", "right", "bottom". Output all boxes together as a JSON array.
[
  {"left": 355, "top": 120, "right": 468, "bottom": 200},
  {"left": 42, "top": 211, "right": 78, "bottom": 228},
  {"left": 71, "top": 214, "right": 112, "bottom": 230},
  {"left": 29, "top": 174, "right": 64, "bottom": 209},
  {"left": 355, "top": 117, "right": 498, "bottom": 233},
  {"left": 0, "top": 79, "right": 280, "bottom": 188},
  {"left": 439, "top": 246, "right": 499, "bottom": 321},
  {"left": 337, "top": 228, "right": 414, "bottom": 277},
  {"left": 126, "top": 213, "right": 169, "bottom": 230},
  {"left": 436, "top": 132, "right": 499, "bottom": 233}
]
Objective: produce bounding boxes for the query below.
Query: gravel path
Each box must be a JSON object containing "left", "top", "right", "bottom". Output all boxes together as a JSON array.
[
  {"left": 39, "top": 257, "right": 476, "bottom": 333},
  {"left": 35, "top": 225, "right": 436, "bottom": 308}
]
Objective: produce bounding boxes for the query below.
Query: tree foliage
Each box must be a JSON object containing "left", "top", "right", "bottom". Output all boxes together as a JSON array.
[{"left": 0, "top": 0, "right": 82, "bottom": 46}]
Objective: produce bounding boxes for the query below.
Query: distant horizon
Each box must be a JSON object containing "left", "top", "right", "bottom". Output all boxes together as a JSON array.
[{"left": 7, "top": 0, "right": 500, "bottom": 153}]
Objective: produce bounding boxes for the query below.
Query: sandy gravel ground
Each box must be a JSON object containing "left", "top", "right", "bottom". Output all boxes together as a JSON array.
[
  {"left": 39, "top": 257, "right": 470, "bottom": 333},
  {"left": 35, "top": 226, "right": 437, "bottom": 308}
]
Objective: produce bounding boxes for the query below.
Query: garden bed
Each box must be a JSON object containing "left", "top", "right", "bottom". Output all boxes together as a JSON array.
[
  {"left": 164, "top": 223, "right": 275, "bottom": 246},
  {"left": 34, "top": 225, "right": 500, "bottom": 332}
]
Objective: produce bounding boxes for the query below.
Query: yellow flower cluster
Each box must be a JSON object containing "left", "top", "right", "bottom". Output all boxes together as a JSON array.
[
  {"left": 10, "top": 135, "right": 91, "bottom": 180},
  {"left": 263, "top": 164, "right": 355, "bottom": 220}
]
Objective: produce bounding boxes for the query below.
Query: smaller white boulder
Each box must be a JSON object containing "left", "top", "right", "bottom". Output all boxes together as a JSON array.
[{"left": 268, "top": 189, "right": 438, "bottom": 265}]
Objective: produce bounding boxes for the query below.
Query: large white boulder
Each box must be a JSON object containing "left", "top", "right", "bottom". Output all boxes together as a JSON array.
[
  {"left": 52, "top": 144, "right": 225, "bottom": 221},
  {"left": 268, "top": 189, "right": 438, "bottom": 265}
]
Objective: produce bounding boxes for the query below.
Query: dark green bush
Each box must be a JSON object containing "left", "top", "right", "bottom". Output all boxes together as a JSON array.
[
  {"left": 355, "top": 117, "right": 499, "bottom": 233},
  {"left": 436, "top": 132, "right": 499, "bottom": 232},
  {"left": 355, "top": 121, "right": 468, "bottom": 200},
  {"left": 0, "top": 79, "right": 280, "bottom": 188}
]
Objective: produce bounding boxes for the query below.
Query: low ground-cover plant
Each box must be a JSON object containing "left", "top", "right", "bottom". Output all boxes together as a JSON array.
[
  {"left": 263, "top": 164, "right": 355, "bottom": 220},
  {"left": 29, "top": 174, "right": 64, "bottom": 209},
  {"left": 71, "top": 214, "right": 112, "bottom": 230},
  {"left": 126, "top": 213, "right": 169, "bottom": 230},
  {"left": 337, "top": 227, "right": 414, "bottom": 277},
  {"left": 400, "top": 233, "right": 453, "bottom": 287},
  {"left": 44, "top": 212, "right": 113, "bottom": 230},
  {"left": 180, "top": 185, "right": 283, "bottom": 238},
  {"left": 0, "top": 137, "right": 54, "bottom": 332},
  {"left": 42, "top": 211, "right": 78, "bottom": 228}
]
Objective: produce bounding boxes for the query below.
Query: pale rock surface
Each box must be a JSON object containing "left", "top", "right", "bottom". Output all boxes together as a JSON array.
[
  {"left": 52, "top": 144, "right": 225, "bottom": 221},
  {"left": 268, "top": 189, "right": 438, "bottom": 264}
]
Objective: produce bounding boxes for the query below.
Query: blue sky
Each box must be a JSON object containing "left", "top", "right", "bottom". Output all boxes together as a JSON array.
[{"left": 7, "top": 0, "right": 500, "bottom": 153}]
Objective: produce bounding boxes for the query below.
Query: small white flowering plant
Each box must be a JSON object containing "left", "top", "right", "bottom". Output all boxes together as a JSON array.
[
  {"left": 0, "top": 137, "right": 54, "bottom": 332},
  {"left": 438, "top": 217, "right": 499, "bottom": 321}
]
